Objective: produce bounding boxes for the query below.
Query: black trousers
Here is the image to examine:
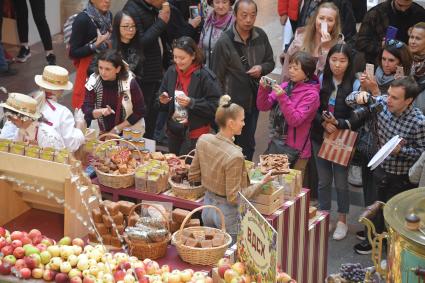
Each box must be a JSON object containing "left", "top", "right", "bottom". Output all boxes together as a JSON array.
[
  {"left": 372, "top": 168, "right": 415, "bottom": 234},
  {"left": 13, "top": 0, "right": 52, "bottom": 50},
  {"left": 234, "top": 105, "right": 259, "bottom": 161},
  {"left": 140, "top": 81, "right": 161, "bottom": 139}
]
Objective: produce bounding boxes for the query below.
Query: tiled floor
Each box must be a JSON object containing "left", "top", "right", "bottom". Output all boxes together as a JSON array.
[{"left": 0, "top": 0, "right": 376, "bottom": 278}]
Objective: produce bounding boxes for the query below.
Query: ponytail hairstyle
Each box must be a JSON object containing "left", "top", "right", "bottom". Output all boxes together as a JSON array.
[{"left": 215, "top": 95, "right": 244, "bottom": 128}]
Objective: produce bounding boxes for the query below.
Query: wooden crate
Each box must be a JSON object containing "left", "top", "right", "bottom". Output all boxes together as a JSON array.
[{"left": 251, "top": 186, "right": 284, "bottom": 205}]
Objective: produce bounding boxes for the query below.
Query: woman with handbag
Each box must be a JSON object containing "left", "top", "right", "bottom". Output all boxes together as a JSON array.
[
  {"left": 257, "top": 51, "right": 320, "bottom": 175},
  {"left": 188, "top": 95, "right": 273, "bottom": 243},
  {"left": 82, "top": 49, "right": 146, "bottom": 135},
  {"left": 311, "top": 43, "right": 360, "bottom": 240},
  {"left": 158, "top": 36, "right": 221, "bottom": 155}
]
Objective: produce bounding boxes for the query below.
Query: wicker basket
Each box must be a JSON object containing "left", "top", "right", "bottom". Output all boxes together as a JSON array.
[
  {"left": 125, "top": 203, "right": 171, "bottom": 260},
  {"left": 169, "top": 150, "right": 206, "bottom": 200},
  {"left": 172, "top": 205, "right": 232, "bottom": 266},
  {"left": 94, "top": 138, "right": 142, "bottom": 189}
]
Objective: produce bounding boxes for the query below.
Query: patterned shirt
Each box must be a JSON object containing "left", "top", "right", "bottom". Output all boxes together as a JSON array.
[
  {"left": 347, "top": 92, "right": 425, "bottom": 174},
  {"left": 188, "top": 133, "right": 262, "bottom": 205}
]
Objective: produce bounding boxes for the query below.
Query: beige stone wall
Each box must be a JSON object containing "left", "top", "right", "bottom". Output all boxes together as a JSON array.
[{"left": 60, "top": 0, "right": 126, "bottom": 28}]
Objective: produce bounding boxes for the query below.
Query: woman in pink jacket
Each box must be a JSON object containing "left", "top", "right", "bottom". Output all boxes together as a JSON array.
[{"left": 257, "top": 51, "right": 320, "bottom": 174}]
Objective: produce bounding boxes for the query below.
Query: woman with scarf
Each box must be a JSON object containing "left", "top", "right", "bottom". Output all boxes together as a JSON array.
[
  {"left": 111, "top": 11, "right": 144, "bottom": 86},
  {"left": 159, "top": 36, "right": 221, "bottom": 155},
  {"left": 199, "top": 0, "right": 235, "bottom": 68},
  {"left": 409, "top": 22, "right": 425, "bottom": 113},
  {"left": 82, "top": 50, "right": 146, "bottom": 135},
  {"left": 69, "top": 0, "right": 112, "bottom": 109}
]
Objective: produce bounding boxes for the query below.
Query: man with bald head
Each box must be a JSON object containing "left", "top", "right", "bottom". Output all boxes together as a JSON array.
[{"left": 356, "top": 0, "right": 425, "bottom": 64}]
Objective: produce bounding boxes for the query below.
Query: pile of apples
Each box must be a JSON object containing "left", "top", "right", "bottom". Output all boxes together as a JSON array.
[
  {"left": 216, "top": 258, "right": 296, "bottom": 283},
  {"left": 0, "top": 227, "right": 213, "bottom": 282}
]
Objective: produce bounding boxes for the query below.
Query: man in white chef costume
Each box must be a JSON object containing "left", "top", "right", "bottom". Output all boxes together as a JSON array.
[{"left": 0, "top": 65, "right": 85, "bottom": 152}]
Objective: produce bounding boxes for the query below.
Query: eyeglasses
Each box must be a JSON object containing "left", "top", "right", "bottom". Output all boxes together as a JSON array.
[
  {"left": 120, "top": 25, "right": 136, "bottom": 31},
  {"left": 386, "top": 39, "right": 404, "bottom": 49}
]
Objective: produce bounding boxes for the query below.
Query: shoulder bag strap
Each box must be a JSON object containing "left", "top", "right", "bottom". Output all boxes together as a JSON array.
[{"left": 226, "top": 31, "right": 251, "bottom": 71}]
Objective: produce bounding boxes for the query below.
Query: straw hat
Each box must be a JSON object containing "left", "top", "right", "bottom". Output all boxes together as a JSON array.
[
  {"left": 34, "top": 65, "right": 73, "bottom": 91},
  {"left": 0, "top": 92, "right": 41, "bottom": 120}
]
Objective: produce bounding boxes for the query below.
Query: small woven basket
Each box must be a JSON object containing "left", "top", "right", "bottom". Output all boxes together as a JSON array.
[
  {"left": 169, "top": 149, "right": 205, "bottom": 199},
  {"left": 124, "top": 203, "right": 171, "bottom": 260},
  {"left": 94, "top": 138, "right": 142, "bottom": 189},
  {"left": 172, "top": 205, "right": 232, "bottom": 266}
]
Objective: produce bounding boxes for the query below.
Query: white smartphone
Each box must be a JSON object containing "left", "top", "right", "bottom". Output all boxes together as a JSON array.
[
  {"left": 321, "top": 21, "right": 328, "bottom": 34},
  {"left": 396, "top": 66, "right": 404, "bottom": 77},
  {"left": 366, "top": 63, "right": 374, "bottom": 78}
]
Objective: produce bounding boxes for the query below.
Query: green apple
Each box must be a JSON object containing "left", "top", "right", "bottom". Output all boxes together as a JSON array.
[
  {"left": 40, "top": 251, "right": 52, "bottom": 265},
  {"left": 24, "top": 246, "right": 40, "bottom": 256},
  {"left": 58, "top": 236, "right": 72, "bottom": 246},
  {"left": 3, "top": 255, "right": 16, "bottom": 265}
]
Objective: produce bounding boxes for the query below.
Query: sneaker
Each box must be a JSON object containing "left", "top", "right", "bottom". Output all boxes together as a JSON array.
[
  {"left": 348, "top": 165, "right": 363, "bottom": 187},
  {"left": 356, "top": 230, "right": 367, "bottom": 241},
  {"left": 46, "top": 53, "right": 56, "bottom": 65},
  {"left": 16, "top": 46, "right": 31, "bottom": 62},
  {"left": 354, "top": 241, "right": 372, "bottom": 255},
  {"left": 0, "top": 67, "right": 18, "bottom": 77},
  {"left": 333, "top": 221, "right": 348, "bottom": 240}
]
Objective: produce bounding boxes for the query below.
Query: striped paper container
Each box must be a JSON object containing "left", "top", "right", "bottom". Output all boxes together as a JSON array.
[
  {"left": 303, "top": 211, "right": 330, "bottom": 283},
  {"left": 266, "top": 189, "right": 310, "bottom": 281},
  {"left": 317, "top": 129, "right": 358, "bottom": 166}
]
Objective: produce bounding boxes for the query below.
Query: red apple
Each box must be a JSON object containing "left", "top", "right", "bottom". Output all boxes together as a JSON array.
[
  {"left": 19, "top": 267, "right": 32, "bottom": 279},
  {"left": 55, "top": 272, "right": 69, "bottom": 283},
  {"left": 71, "top": 238, "right": 84, "bottom": 248},
  {"left": 1, "top": 245, "right": 13, "bottom": 256},
  {"left": 10, "top": 231, "right": 23, "bottom": 241},
  {"left": 70, "top": 277, "right": 83, "bottom": 283},
  {"left": 134, "top": 267, "right": 146, "bottom": 278},
  {"left": 118, "top": 261, "right": 131, "bottom": 271},
  {"left": 138, "top": 275, "right": 150, "bottom": 283},
  {"left": 24, "top": 255, "right": 38, "bottom": 269},
  {"left": 0, "top": 263, "right": 12, "bottom": 275},
  {"left": 0, "top": 227, "right": 6, "bottom": 237},
  {"left": 218, "top": 263, "right": 232, "bottom": 279},
  {"left": 114, "top": 269, "right": 126, "bottom": 281},
  {"left": 43, "top": 269, "right": 57, "bottom": 281},
  {"left": 0, "top": 238, "right": 8, "bottom": 249},
  {"left": 21, "top": 237, "right": 32, "bottom": 246},
  {"left": 11, "top": 239, "right": 22, "bottom": 249},
  {"left": 15, "top": 258, "right": 27, "bottom": 270},
  {"left": 28, "top": 229, "right": 42, "bottom": 240},
  {"left": 82, "top": 275, "right": 96, "bottom": 283},
  {"left": 32, "top": 234, "right": 43, "bottom": 245},
  {"left": 13, "top": 247, "right": 25, "bottom": 259},
  {"left": 36, "top": 243, "right": 48, "bottom": 252}
]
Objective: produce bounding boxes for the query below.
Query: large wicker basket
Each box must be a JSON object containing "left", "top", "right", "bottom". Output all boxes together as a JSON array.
[
  {"left": 94, "top": 138, "right": 142, "bottom": 189},
  {"left": 124, "top": 203, "right": 171, "bottom": 260},
  {"left": 172, "top": 205, "right": 232, "bottom": 266},
  {"left": 169, "top": 150, "right": 205, "bottom": 200}
]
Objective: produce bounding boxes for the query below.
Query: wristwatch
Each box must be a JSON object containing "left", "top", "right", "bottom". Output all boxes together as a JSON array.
[{"left": 113, "top": 126, "right": 121, "bottom": 135}]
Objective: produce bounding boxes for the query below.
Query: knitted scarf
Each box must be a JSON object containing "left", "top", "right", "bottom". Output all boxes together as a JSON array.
[
  {"left": 199, "top": 11, "right": 234, "bottom": 46},
  {"left": 85, "top": 1, "right": 112, "bottom": 34},
  {"left": 375, "top": 66, "right": 395, "bottom": 94},
  {"left": 412, "top": 53, "right": 425, "bottom": 79}
]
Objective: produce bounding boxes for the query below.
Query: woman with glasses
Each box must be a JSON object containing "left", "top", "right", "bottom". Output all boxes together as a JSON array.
[
  {"left": 158, "top": 36, "right": 221, "bottom": 155},
  {"left": 112, "top": 11, "right": 144, "bottom": 86},
  {"left": 359, "top": 39, "right": 412, "bottom": 96},
  {"left": 409, "top": 22, "right": 425, "bottom": 113},
  {"left": 199, "top": 0, "right": 235, "bottom": 68}
]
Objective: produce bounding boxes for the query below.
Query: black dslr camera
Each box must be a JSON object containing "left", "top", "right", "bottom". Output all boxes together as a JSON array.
[{"left": 352, "top": 94, "right": 384, "bottom": 122}]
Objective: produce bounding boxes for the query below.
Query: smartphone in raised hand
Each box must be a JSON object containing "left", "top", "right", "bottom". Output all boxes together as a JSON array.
[
  {"left": 262, "top": 76, "right": 277, "bottom": 88},
  {"left": 366, "top": 63, "right": 375, "bottom": 78},
  {"left": 189, "top": 5, "right": 199, "bottom": 19},
  {"left": 321, "top": 21, "right": 328, "bottom": 34}
]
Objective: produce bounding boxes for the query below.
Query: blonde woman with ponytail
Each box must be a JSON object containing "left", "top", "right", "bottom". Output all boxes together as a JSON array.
[{"left": 189, "top": 95, "right": 273, "bottom": 242}]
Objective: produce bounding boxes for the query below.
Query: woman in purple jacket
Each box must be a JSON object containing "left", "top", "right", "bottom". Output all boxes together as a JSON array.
[{"left": 257, "top": 51, "right": 320, "bottom": 174}]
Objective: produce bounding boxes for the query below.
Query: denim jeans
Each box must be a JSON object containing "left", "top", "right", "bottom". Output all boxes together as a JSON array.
[
  {"left": 313, "top": 141, "right": 350, "bottom": 214},
  {"left": 0, "top": 43, "right": 7, "bottom": 71},
  {"left": 202, "top": 191, "right": 239, "bottom": 244}
]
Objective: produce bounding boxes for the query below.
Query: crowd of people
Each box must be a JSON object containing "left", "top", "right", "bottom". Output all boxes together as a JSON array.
[{"left": 1, "top": 0, "right": 425, "bottom": 252}]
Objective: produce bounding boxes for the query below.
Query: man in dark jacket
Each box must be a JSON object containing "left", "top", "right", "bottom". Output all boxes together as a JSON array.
[
  {"left": 356, "top": 0, "right": 425, "bottom": 64},
  {"left": 212, "top": 0, "right": 275, "bottom": 161},
  {"left": 123, "top": 0, "right": 170, "bottom": 139}
]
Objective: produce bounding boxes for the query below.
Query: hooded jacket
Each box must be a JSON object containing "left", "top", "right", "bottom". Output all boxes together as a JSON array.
[{"left": 257, "top": 79, "right": 320, "bottom": 158}]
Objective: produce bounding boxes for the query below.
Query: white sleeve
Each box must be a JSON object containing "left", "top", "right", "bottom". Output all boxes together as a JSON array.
[
  {"left": 37, "top": 124, "right": 66, "bottom": 150},
  {"left": 59, "top": 107, "right": 85, "bottom": 152},
  {"left": 0, "top": 121, "right": 19, "bottom": 140}
]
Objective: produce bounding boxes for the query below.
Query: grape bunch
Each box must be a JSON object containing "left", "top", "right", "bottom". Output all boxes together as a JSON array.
[{"left": 340, "top": 263, "right": 366, "bottom": 282}]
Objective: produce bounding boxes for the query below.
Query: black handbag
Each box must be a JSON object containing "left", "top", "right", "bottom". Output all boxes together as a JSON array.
[{"left": 264, "top": 103, "right": 310, "bottom": 166}]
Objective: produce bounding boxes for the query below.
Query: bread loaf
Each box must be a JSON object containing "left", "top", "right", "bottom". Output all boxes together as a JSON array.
[
  {"left": 117, "top": 200, "right": 135, "bottom": 216},
  {"left": 172, "top": 208, "right": 190, "bottom": 223}
]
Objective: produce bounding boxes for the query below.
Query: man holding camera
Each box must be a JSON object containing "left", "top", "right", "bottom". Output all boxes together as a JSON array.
[{"left": 347, "top": 77, "right": 425, "bottom": 230}]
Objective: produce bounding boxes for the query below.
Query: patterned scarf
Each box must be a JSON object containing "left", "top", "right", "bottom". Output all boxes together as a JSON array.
[
  {"left": 199, "top": 11, "right": 234, "bottom": 46},
  {"left": 412, "top": 53, "right": 425, "bottom": 79},
  {"left": 375, "top": 66, "right": 395, "bottom": 94},
  {"left": 85, "top": 1, "right": 112, "bottom": 34}
]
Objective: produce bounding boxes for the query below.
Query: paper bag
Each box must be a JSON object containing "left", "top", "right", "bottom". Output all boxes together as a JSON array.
[{"left": 317, "top": 129, "right": 358, "bottom": 167}]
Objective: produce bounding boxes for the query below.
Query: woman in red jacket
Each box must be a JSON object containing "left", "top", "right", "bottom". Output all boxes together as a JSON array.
[{"left": 277, "top": 0, "right": 299, "bottom": 32}]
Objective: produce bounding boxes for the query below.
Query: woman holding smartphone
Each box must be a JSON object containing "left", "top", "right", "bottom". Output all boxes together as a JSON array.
[
  {"left": 281, "top": 2, "right": 343, "bottom": 82},
  {"left": 311, "top": 43, "right": 360, "bottom": 240},
  {"left": 158, "top": 36, "right": 221, "bottom": 155},
  {"left": 409, "top": 22, "right": 425, "bottom": 113}
]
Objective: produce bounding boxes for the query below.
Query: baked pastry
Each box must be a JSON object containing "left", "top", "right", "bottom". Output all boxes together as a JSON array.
[{"left": 259, "top": 154, "right": 290, "bottom": 175}]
